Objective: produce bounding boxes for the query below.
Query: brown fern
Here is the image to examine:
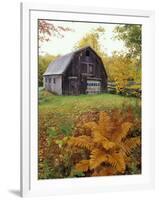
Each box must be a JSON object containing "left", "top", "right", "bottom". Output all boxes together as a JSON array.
[
  {"left": 75, "top": 160, "right": 89, "bottom": 172},
  {"left": 68, "top": 135, "right": 94, "bottom": 151},
  {"left": 68, "top": 110, "right": 141, "bottom": 176}
]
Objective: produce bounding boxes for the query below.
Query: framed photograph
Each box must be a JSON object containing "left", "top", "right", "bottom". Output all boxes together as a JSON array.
[{"left": 20, "top": 2, "right": 155, "bottom": 197}]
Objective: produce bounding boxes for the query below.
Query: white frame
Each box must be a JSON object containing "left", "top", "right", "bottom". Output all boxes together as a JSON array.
[{"left": 20, "top": 2, "right": 155, "bottom": 197}]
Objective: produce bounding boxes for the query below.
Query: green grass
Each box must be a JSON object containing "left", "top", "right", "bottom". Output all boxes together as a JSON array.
[
  {"left": 39, "top": 90, "right": 140, "bottom": 111},
  {"left": 38, "top": 89, "right": 141, "bottom": 136}
]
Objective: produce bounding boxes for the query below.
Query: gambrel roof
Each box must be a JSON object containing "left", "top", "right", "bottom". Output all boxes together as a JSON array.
[
  {"left": 43, "top": 52, "right": 74, "bottom": 75},
  {"left": 43, "top": 46, "right": 102, "bottom": 76}
]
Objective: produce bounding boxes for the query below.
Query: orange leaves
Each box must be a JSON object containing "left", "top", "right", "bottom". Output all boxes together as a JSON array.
[
  {"left": 84, "top": 112, "right": 115, "bottom": 150},
  {"left": 110, "top": 152, "right": 126, "bottom": 173},
  {"left": 90, "top": 149, "right": 108, "bottom": 169},
  {"left": 123, "top": 137, "right": 141, "bottom": 155},
  {"left": 98, "top": 112, "right": 113, "bottom": 136},
  {"left": 121, "top": 122, "right": 132, "bottom": 139},
  {"left": 68, "top": 135, "right": 94, "bottom": 151},
  {"left": 96, "top": 167, "right": 116, "bottom": 176},
  {"left": 101, "top": 138, "right": 116, "bottom": 151},
  {"left": 112, "top": 122, "right": 132, "bottom": 143},
  {"left": 68, "top": 110, "right": 141, "bottom": 176},
  {"left": 75, "top": 160, "right": 90, "bottom": 172},
  {"left": 84, "top": 121, "right": 98, "bottom": 132}
]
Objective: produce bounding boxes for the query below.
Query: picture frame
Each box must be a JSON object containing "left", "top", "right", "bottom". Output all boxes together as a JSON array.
[{"left": 20, "top": 2, "right": 155, "bottom": 197}]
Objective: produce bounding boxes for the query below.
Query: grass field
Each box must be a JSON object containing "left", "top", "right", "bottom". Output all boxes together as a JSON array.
[
  {"left": 39, "top": 89, "right": 141, "bottom": 131},
  {"left": 38, "top": 89, "right": 141, "bottom": 179}
]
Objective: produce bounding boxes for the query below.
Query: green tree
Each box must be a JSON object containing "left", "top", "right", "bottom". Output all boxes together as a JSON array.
[
  {"left": 38, "top": 54, "right": 58, "bottom": 86},
  {"left": 114, "top": 25, "right": 141, "bottom": 61},
  {"left": 74, "top": 26, "right": 106, "bottom": 57},
  {"left": 106, "top": 52, "right": 141, "bottom": 93}
]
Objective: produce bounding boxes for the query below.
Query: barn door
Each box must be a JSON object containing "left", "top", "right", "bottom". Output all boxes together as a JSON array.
[
  {"left": 80, "top": 76, "right": 87, "bottom": 94},
  {"left": 68, "top": 78, "right": 78, "bottom": 95},
  {"left": 86, "top": 80, "right": 101, "bottom": 94}
]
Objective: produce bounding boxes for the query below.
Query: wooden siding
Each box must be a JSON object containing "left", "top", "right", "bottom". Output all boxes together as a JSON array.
[
  {"left": 44, "top": 75, "right": 62, "bottom": 95},
  {"left": 62, "top": 47, "right": 107, "bottom": 95},
  {"left": 44, "top": 46, "right": 108, "bottom": 95}
]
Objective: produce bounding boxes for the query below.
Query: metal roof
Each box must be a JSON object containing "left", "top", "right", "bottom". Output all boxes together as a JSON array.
[{"left": 43, "top": 46, "right": 90, "bottom": 76}]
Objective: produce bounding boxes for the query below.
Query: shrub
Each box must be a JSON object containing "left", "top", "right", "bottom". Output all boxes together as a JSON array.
[{"left": 68, "top": 110, "right": 141, "bottom": 176}]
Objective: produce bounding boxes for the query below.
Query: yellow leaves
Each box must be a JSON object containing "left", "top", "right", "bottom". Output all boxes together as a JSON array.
[
  {"left": 93, "top": 131, "right": 116, "bottom": 150},
  {"left": 90, "top": 149, "right": 125, "bottom": 173},
  {"left": 98, "top": 112, "right": 113, "bottom": 137},
  {"left": 113, "top": 122, "right": 132, "bottom": 143},
  {"left": 68, "top": 135, "right": 94, "bottom": 151},
  {"left": 89, "top": 149, "right": 108, "bottom": 169},
  {"left": 106, "top": 53, "right": 141, "bottom": 93},
  {"left": 85, "top": 119, "right": 116, "bottom": 151},
  {"left": 102, "top": 139, "right": 116, "bottom": 151},
  {"left": 75, "top": 160, "right": 90, "bottom": 172},
  {"left": 110, "top": 152, "right": 126, "bottom": 173},
  {"left": 68, "top": 110, "right": 141, "bottom": 176},
  {"left": 84, "top": 121, "right": 98, "bottom": 131},
  {"left": 121, "top": 122, "right": 132, "bottom": 138},
  {"left": 95, "top": 167, "right": 116, "bottom": 176},
  {"left": 123, "top": 137, "right": 141, "bottom": 154}
]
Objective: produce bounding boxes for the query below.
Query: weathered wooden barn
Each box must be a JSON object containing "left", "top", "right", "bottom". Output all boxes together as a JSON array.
[{"left": 43, "top": 46, "right": 107, "bottom": 95}]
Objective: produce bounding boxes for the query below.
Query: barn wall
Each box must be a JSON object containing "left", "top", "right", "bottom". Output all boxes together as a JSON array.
[
  {"left": 44, "top": 75, "right": 62, "bottom": 95},
  {"left": 63, "top": 47, "right": 108, "bottom": 95},
  {"left": 62, "top": 74, "right": 69, "bottom": 95}
]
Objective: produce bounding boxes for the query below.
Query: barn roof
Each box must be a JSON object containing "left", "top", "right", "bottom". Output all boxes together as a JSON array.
[
  {"left": 43, "top": 52, "right": 74, "bottom": 75},
  {"left": 43, "top": 46, "right": 96, "bottom": 76}
]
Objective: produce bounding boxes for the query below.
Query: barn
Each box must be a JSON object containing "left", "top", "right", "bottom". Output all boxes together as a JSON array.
[{"left": 43, "top": 46, "right": 108, "bottom": 95}]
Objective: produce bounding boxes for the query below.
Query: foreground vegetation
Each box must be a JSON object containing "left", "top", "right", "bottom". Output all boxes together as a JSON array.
[{"left": 38, "top": 90, "right": 141, "bottom": 179}]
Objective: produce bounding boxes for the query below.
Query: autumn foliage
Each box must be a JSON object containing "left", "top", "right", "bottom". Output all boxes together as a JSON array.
[
  {"left": 38, "top": 20, "right": 72, "bottom": 43},
  {"left": 68, "top": 110, "right": 141, "bottom": 176},
  {"left": 39, "top": 107, "right": 141, "bottom": 179}
]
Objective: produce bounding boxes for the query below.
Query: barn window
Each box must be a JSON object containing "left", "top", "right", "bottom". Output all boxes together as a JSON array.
[
  {"left": 86, "top": 50, "right": 90, "bottom": 57},
  {"left": 89, "top": 65, "right": 93, "bottom": 73},
  {"left": 81, "top": 63, "right": 87, "bottom": 73},
  {"left": 53, "top": 78, "right": 56, "bottom": 84},
  {"left": 49, "top": 77, "right": 51, "bottom": 83},
  {"left": 88, "top": 64, "right": 94, "bottom": 74}
]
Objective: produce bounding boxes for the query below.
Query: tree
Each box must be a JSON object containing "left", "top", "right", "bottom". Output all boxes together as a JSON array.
[
  {"left": 106, "top": 52, "right": 141, "bottom": 93},
  {"left": 114, "top": 25, "right": 141, "bottom": 61},
  {"left": 38, "top": 20, "right": 73, "bottom": 47},
  {"left": 74, "top": 26, "right": 106, "bottom": 57},
  {"left": 38, "top": 54, "right": 59, "bottom": 86}
]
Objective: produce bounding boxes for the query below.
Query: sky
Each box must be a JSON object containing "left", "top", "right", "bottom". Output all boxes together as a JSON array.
[{"left": 39, "top": 20, "right": 126, "bottom": 56}]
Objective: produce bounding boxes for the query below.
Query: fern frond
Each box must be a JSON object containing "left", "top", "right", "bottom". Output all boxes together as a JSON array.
[
  {"left": 123, "top": 136, "right": 141, "bottom": 155},
  {"left": 102, "top": 152, "right": 125, "bottom": 173},
  {"left": 111, "top": 152, "right": 126, "bottom": 173},
  {"left": 97, "top": 167, "right": 116, "bottom": 176},
  {"left": 102, "top": 138, "right": 116, "bottom": 151},
  {"left": 84, "top": 121, "right": 98, "bottom": 132},
  {"left": 75, "top": 160, "right": 89, "bottom": 172},
  {"left": 90, "top": 149, "right": 108, "bottom": 170},
  {"left": 92, "top": 130, "right": 104, "bottom": 143},
  {"left": 112, "top": 122, "right": 132, "bottom": 143},
  {"left": 91, "top": 130, "right": 116, "bottom": 150},
  {"left": 68, "top": 135, "right": 94, "bottom": 151},
  {"left": 98, "top": 112, "right": 113, "bottom": 137}
]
